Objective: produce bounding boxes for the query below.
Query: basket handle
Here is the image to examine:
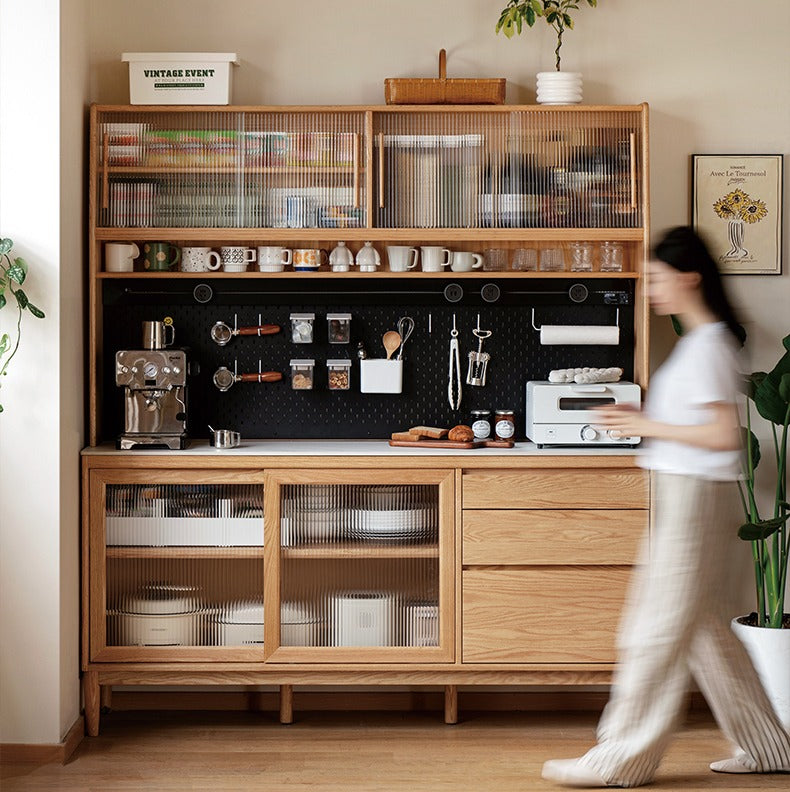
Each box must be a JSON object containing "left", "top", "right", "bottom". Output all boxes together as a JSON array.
[{"left": 438, "top": 49, "right": 447, "bottom": 80}]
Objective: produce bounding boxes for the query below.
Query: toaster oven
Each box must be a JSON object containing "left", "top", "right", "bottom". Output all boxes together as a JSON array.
[{"left": 525, "top": 380, "right": 642, "bottom": 447}]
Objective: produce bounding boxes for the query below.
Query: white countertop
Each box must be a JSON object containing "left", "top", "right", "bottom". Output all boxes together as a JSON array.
[{"left": 82, "top": 439, "right": 641, "bottom": 457}]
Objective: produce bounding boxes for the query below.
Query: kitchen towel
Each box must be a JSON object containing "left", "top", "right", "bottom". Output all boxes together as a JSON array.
[{"left": 540, "top": 324, "right": 620, "bottom": 345}]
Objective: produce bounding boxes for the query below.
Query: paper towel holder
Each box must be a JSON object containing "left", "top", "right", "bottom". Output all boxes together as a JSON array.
[{"left": 531, "top": 307, "right": 619, "bottom": 333}]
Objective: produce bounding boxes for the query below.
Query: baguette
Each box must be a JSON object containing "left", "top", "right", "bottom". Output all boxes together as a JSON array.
[{"left": 408, "top": 425, "right": 448, "bottom": 439}]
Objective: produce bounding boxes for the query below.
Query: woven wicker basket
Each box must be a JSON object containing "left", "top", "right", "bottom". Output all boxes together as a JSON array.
[{"left": 385, "top": 50, "right": 506, "bottom": 105}]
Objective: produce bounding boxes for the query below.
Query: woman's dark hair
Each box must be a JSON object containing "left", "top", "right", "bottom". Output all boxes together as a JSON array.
[{"left": 654, "top": 226, "right": 746, "bottom": 345}]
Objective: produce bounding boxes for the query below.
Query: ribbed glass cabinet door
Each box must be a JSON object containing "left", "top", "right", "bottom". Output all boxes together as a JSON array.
[
  {"left": 264, "top": 470, "right": 454, "bottom": 662},
  {"left": 89, "top": 471, "right": 265, "bottom": 660},
  {"left": 94, "top": 108, "right": 366, "bottom": 229}
]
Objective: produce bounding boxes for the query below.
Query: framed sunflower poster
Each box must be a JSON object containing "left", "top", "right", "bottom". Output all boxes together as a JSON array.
[{"left": 692, "top": 154, "right": 783, "bottom": 274}]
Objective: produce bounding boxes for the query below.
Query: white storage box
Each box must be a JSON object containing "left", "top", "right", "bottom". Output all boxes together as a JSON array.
[
  {"left": 121, "top": 52, "right": 239, "bottom": 105},
  {"left": 360, "top": 359, "right": 403, "bottom": 393}
]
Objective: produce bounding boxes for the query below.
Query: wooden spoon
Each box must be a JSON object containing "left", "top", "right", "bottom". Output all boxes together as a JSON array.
[{"left": 382, "top": 330, "right": 402, "bottom": 360}]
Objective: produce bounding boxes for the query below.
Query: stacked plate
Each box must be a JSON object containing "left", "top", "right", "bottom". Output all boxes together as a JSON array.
[
  {"left": 536, "top": 72, "right": 583, "bottom": 105},
  {"left": 350, "top": 507, "right": 436, "bottom": 543}
]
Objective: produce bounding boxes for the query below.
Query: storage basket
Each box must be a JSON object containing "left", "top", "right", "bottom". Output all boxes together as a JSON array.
[{"left": 385, "top": 50, "right": 506, "bottom": 105}]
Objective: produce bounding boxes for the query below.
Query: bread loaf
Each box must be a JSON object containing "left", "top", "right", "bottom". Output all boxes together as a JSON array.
[
  {"left": 391, "top": 431, "right": 420, "bottom": 441},
  {"left": 448, "top": 424, "right": 474, "bottom": 442},
  {"left": 408, "top": 426, "right": 448, "bottom": 439}
]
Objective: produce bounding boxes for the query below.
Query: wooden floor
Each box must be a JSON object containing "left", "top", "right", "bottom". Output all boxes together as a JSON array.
[{"left": 2, "top": 709, "right": 788, "bottom": 791}]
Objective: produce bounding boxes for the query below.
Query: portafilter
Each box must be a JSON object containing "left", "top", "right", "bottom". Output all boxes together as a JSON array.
[
  {"left": 213, "top": 367, "right": 283, "bottom": 392},
  {"left": 211, "top": 321, "right": 280, "bottom": 346}
]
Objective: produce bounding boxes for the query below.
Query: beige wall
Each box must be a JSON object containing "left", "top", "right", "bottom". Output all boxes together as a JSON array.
[{"left": 88, "top": 0, "right": 788, "bottom": 369}]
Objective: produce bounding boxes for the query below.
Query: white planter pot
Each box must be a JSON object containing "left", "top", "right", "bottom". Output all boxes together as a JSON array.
[
  {"left": 732, "top": 616, "right": 790, "bottom": 731},
  {"left": 536, "top": 72, "right": 583, "bottom": 105}
]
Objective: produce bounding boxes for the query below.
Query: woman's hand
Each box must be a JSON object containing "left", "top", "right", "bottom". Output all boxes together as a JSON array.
[{"left": 592, "top": 404, "right": 655, "bottom": 439}]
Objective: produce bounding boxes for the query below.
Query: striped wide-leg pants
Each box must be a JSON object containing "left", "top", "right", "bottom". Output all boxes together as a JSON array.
[{"left": 577, "top": 471, "right": 790, "bottom": 787}]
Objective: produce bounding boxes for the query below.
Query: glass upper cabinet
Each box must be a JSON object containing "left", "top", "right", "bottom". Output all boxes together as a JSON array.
[
  {"left": 264, "top": 470, "right": 455, "bottom": 662},
  {"left": 372, "top": 108, "right": 643, "bottom": 230},
  {"left": 89, "top": 470, "right": 265, "bottom": 661},
  {"left": 94, "top": 108, "right": 366, "bottom": 229}
]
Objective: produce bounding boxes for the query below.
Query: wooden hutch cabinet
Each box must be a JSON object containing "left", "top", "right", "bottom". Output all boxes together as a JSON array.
[{"left": 82, "top": 103, "right": 651, "bottom": 735}]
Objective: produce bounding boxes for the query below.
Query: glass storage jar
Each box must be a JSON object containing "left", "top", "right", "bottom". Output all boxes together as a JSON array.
[
  {"left": 326, "top": 359, "right": 351, "bottom": 390},
  {"left": 569, "top": 241, "right": 594, "bottom": 272},
  {"left": 290, "top": 359, "right": 315, "bottom": 390},
  {"left": 494, "top": 409, "right": 515, "bottom": 441},
  {"left": 290, "top": 312, "right": 315, "bottom": 343},
  {"left": 599, "top": 241, "right": 624, "bottom": 272},
  {"left": 327, "top": 313, "right": 352, "bottom": 344},
  {"left": 470, "top": 409, "right": 492, "bottom": 440}
]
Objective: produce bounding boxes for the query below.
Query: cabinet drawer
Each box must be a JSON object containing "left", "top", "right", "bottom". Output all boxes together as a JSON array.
[
  {"left": 462, "top": 469, "right": 648, "bottom": 509},
  {"left": 463, "top": 509, "right": 645, "bottom": 565},
  {"left": 463, "top": 567, "right": 631, "bottom": 663}
]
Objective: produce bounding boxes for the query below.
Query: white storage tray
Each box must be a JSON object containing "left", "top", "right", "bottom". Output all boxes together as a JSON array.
[
  {"left": 360, "top": 359, "right": 403, "bottom": 394},
  {"left": 107, "top": 516, "right": 262, "bottom": 546}
]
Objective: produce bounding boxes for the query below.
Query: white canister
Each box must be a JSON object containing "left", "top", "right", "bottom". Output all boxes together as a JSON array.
[
  {"left": 329, "top": 241, "right": 355, "bottom": 272},
  {"left": 355, "top": 241, "right": 381, "bottom": 272}
]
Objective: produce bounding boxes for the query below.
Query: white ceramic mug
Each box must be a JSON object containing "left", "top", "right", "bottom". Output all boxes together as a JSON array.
[
  {"left": 181, "top": 246, "right": 222, "bottom": 272},
  {"left": 257, "top": 246, "right": 292, "bottom": 272},
  {"left": 420, "top": 246, "right": 452, "bottom": 272},
  {"left": 450, "top": 251, "right": 483, "bottom": 272},
  {"left": 386, "top": 246, "right": 418, "bottom": 272},
  {"left": 220, "top": 246, "right": 256, "bottom": 272},
  {"left": 104, "top": 242, "right": 140, "bottom": 272}
]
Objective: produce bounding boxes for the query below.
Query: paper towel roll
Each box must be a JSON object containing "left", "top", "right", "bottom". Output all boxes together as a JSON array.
[{"left": 540, "top": 325, "right": 620, "bottom": 345}]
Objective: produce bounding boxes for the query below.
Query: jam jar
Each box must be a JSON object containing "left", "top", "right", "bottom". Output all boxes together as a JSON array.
[
  {"left": 494, "top": 410, "right": 515, "bottom": 441},
  {"left": 470, "top": 409, "right": 492, "bottom": 440}
]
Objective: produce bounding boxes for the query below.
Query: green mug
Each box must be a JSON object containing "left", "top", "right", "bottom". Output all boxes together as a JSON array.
[{"left": 143, "top": 242, "right": 181, "bottom": 272}]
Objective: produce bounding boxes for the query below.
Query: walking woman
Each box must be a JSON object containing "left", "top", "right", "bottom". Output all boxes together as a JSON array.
[{"left": 542, "top": 226, "right": 790, "bottom": 788}]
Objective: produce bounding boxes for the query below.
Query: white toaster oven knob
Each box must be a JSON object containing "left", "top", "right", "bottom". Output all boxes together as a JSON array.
[{"left": 580, "top": 424, "right": 599, "bottom": 442}]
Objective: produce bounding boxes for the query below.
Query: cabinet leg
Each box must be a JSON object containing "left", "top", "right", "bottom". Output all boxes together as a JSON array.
[
  {"left": 444, "top": 685, "right": 458, "bottom": 725},
  {"left": 100, "top": 684, "right": 112, "bottom": 711},
  {"left": 84, "top": 671, "right": 100, "bottom": 736},
  {"left": 279, "top": 684, "right": 293, "bottom": 725}
]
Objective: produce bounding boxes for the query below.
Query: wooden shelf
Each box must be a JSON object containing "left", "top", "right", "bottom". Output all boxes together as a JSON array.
[
  {"left": 97, "top": 269, "right": 638, "bottom": 279},
  {"left": 94, "top": 227, "right": 646, "bottom": 243},
  {"left": 106, "top": 546, "right": 264, "bottom": 560},
  {"left": 101, "top": 166, "right": 361, "bottom": 176},
  {"left": 281, "top": 545, "right": 439, "bottom": 560}
]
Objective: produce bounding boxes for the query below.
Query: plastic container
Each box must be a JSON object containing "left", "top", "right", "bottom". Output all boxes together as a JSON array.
[
  {"left": 290, "top": 359, "right": 315, "bottom": 390},
  {"left": 121, "top": 52, "right": 239, "bottom": 105},
  {"left": 327, "top": 313, "right": 352, "bottom": 344},
  {"left": 290, "top": 312, "right": 315, "bottom": 343},
  {"left": 326, "top": 359, "right": 352, "bottom": 390},
  {"left": 359, "top": 359, "right": 403, "bottom": 394}
]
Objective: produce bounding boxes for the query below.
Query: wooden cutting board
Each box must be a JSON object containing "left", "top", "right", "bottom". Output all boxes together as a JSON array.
[{"left": 389, "top": 438, "right": 514, "bottom": 450}]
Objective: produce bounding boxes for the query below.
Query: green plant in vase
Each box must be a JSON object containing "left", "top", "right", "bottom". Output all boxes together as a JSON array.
[
  {"left": 496, "top": 0, "right": 598, "bottom": 72},
  {"left": 0, "top": 237, "right": 46, "bottom": 413},
  {"left": 739, "top": 333, "right": 790, "bottom": 629}
]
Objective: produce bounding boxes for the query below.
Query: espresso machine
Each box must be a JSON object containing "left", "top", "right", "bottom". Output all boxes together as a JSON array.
[{"left": 115, "top": 320, "right": 189, "bottom": 450}]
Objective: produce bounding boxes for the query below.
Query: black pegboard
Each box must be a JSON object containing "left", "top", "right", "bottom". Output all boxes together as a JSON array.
[{"left": 101, "top": 278, "right": 634, "bottom": 441}]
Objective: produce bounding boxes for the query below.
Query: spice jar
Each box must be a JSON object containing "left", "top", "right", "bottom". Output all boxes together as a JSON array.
[
  {"left": 326, "top": 359, "right": 351, "bottom": 390},
  {"left": 327, "top": 312, "right": 352, "bottom": 344},
  {"left": 290, "top": 359, "right": 315, "bottom": 390},
  {"left": 290, "top": 312, "right": 315, "bottom": 343},
  {"left": 470, "top": 409, "right": 492, "bottom": 440},
  {"left": 494, "top": 410, "right": 515, "bottom": 441}
]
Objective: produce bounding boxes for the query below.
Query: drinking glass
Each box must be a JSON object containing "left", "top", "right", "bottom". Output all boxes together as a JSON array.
[
  {"left": 512, "top": 248, "right": 538, "bottom": 272},
  {"left": 569, "top": 242, "right": 593, "bottom": 272},
  {"left": 483, "top": 248, "right": 508, "bottom": 272},
  {"left": 599, "top": 241, "right": 624, "bottom": 272},
  {"left": 539, "top": 248, "right": 565, "bottom": 272}
]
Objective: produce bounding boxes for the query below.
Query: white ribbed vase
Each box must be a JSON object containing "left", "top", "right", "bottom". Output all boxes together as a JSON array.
[
  {"left": 536, "top": 71, "right": 583, "bottom": 105},
  {"left": 732, "top": 616, "right": 790, "bottom": 732}
]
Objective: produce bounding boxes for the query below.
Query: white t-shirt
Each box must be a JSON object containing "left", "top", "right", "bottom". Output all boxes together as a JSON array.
[{"left": 640, "top": 321, "right": 742, "bottom": 480}]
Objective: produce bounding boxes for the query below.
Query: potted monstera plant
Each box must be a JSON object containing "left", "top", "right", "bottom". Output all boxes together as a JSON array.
[
  {"left": 496, "top": 0, "right": 598, "bottom": 104},
  {"left": 735, "top": 333, "right": 790, "bottom": 729},
  {"left": 0, "top": 237, "right": 46, "bottom": 412}
]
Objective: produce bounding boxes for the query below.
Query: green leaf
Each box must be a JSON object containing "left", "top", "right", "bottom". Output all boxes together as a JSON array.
[
  {"left": 7, "top": 257, "right": 27, "bottom": 285},
  {"left": 13, "top": 288, "right": 28, "bottom": 309},
  {"left": 670, "top": 314, "right": 683, "bottom": 336},
  {"left": 588, "top": 0, "right": 598, "bottom": 7},
  {"left": 738, "top": 515, "right": 789, "bottom": 541},
  {"left": 741, "top": 426, "right": 761, "bottom": 470},
  {"left": 525, "top": 5, "right": 535, "bottom": 25},
  {"left": 0, "top": 292, "right": 5, "bottom": 310},
  {"left": 546, "top": 11, "right": 559, "bottom": 24},
  {"left": 563, "top": 14, "right": 574, "bottom": 28},
  {"left": 531, "top": 0, "right": 544, "bottom": 15},
  {"left": 0, "top": 238, "right": 12, "bottom": 256},
  {"left": 0, "top": 333, "right": 8, "bottom": 355},
  {"left": 779, "top": 371, "right": 790, "bottom": 403},
  {"left": 783, "top": 333, "right": 790, "bottom": 352},
  {"left": 754, "top": 340, "right": 790, "bottom": 426},
  {"left": 745, "top": 371, "right": 767, "bottom": 399},
  {"left": 0, "top": 276, "right": 6, "bottom": 295},
  {"left": 27, "top": 303, "right": 45, "bottom": 319}
]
